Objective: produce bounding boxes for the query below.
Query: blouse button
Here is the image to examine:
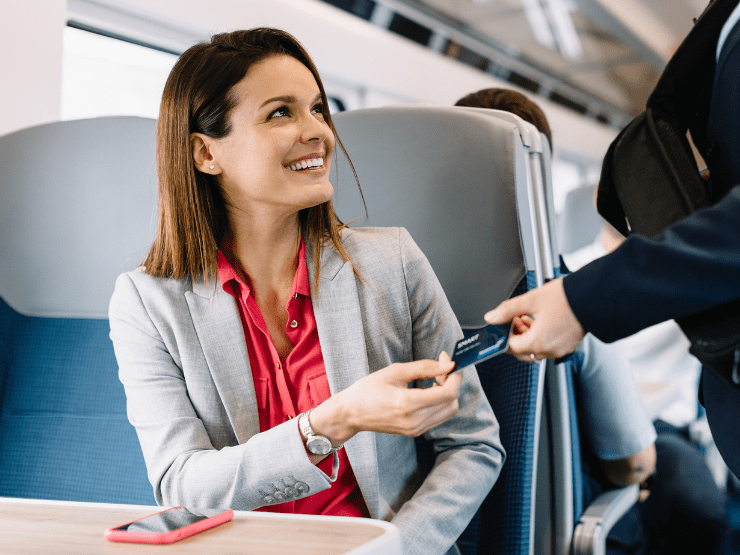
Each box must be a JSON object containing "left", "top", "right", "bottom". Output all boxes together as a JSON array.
[{"left": 290, "top": 320, "right": 298, "bottom": 328}]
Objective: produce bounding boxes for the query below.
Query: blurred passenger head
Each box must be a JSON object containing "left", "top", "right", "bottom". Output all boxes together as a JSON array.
[
  {"left": 146, "top": 28, "right": 355, "bottom": 284},
  {"left": 455, "top": 88, "right": 553, "bottom": 150}
]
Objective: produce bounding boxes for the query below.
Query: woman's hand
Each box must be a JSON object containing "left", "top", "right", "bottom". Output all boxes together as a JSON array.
[{"left": 309, "top": 352, "right": 462, "bottom": 446}]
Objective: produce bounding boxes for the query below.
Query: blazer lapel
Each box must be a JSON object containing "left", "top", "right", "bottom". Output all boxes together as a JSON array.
[
  {"left": 185, "top": 279, "right": 259, "bottom": 445},
  {"left": 307, "top": 237, "right": 381, "bottom": 519}
]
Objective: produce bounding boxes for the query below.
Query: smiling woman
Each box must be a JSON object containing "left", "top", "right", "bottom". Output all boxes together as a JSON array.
[
  {"left": 145, "top": 29, "right": 353, "bottom": 288},
  {"left": 108, "top": 28, "right": 504, "bottom": 555}
]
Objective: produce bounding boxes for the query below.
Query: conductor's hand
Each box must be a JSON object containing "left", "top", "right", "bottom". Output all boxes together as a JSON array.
[
  {"left": 484, "top": 278, "right": 586, "bottom": 362},
  {"left": 310, "top": 352, "right": 462, "bottom": 446}
]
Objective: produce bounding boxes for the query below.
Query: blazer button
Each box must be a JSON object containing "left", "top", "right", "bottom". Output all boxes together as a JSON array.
[
  {"left": 273, "top": 491, "right": 287, "bottom": 502},
  {"left": 284, "top": 486, "right": 298, "bottom": 498},
  {"left": 290, "top": 320, "right": 298, "bottom": 328},
  {"left": 295, "top": 481, "right": 310, "bottom": 493},
  {"left": 263, "top": 496, "right": 276, "bottom": 504}
]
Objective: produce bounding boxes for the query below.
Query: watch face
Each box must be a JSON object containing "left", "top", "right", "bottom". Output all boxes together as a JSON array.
[{"left": 306, "top": 436, "right": 332, "bottom": 455}]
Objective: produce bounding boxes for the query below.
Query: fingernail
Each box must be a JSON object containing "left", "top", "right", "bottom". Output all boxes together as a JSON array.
[{"left": 484, "top": 310, "right": 496, "bottom": 323}]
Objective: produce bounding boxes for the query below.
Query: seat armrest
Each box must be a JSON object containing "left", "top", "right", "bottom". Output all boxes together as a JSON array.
[{"left": 571, "top": 484, "right": 639, "bottom": 555}]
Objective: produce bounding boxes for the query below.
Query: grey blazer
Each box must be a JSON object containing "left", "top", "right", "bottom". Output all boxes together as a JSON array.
[{"left": 109, "top": 227, "right": 504, "bottom": 555}]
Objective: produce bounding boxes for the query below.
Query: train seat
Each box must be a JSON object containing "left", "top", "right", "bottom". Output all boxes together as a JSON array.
[
  {"left": 0, "top": 116, "right": 158, "bottom": 504},
  {"left": 330, "top": 105, "right": 546, "bottom": 555}
]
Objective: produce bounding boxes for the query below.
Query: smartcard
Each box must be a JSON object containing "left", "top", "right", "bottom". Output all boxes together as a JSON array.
[{"left": 450, "top": 323, "right": 512, "bottom": 371}]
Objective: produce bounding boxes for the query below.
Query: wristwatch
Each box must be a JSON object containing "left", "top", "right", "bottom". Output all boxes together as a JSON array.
[{"left": 298, "top": 409, "right": 342, "bottom": 455}]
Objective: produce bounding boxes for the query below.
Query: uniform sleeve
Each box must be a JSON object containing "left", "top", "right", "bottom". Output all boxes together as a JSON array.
[
  {"left": 109, "top": 272, "right": 336, "bottom": 510},
  {"left": 564, "top": 184, "right": 740, "bottom": 343},
  {"left": 388, "top": 228, "right": 506, "bottom": 555},
  {"left": 574, "top": 334, "right": 656, "bottom": 460}
]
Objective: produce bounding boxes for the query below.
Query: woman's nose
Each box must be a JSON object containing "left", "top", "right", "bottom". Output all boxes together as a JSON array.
[{"left": 299, "top": 112, "right": 330, "bottom": 144}]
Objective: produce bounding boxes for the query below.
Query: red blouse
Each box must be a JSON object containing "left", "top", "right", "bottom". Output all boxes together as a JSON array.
[{"left": 217, "top": 241, "right": 369, "bottom": 517}]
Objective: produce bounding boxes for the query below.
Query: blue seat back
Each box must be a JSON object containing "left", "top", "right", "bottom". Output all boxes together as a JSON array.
[
  {"left": 0, "top": 298, "right": 151, "bottom": 503},
  {"left": 474, "top": 279, "right": 543, "bottom": 555}
]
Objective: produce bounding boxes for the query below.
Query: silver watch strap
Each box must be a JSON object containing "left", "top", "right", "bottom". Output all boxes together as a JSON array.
[{"left": 299, "top": 409, "right": 315, "bottom": 439}]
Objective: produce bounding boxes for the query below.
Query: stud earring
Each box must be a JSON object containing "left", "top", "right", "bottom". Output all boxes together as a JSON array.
[{"left": 209, "top": 165, "right": 215, "bottom": 170}]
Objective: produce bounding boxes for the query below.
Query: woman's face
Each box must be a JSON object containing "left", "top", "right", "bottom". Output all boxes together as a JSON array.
[{"left": 208, "top": 54, "right": 335, "bottom": 219}]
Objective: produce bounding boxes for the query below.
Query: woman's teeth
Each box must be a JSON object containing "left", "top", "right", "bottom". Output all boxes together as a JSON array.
[{"left": 289, "top": 157, "right": 323, "bottom": 171}]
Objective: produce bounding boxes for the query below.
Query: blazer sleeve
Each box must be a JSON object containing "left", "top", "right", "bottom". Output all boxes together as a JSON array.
[
  {"left": 109, "top": 271, "right": 336, "bottom": 509},
  {"left": 389, "top": 228, "right": 506, "bottom": 555},
  {"left": 563, "top": 184, "right": 740, "bottom": 343}
]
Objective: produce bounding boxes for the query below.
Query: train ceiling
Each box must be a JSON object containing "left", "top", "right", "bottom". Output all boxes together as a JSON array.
[
  {"left": 416, "top": 0, "right": 705, "bottom": 114},
  {"left": 325, "top": 0, "right": 708, "bottom": 126}
]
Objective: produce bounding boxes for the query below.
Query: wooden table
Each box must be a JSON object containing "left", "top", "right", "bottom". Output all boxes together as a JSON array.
[{"left": 0, "top": 498, "right": 402, "bottom": 555}]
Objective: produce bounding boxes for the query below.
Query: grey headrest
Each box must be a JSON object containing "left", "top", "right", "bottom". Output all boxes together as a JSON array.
[
  {"left": 0, "top": 116, "right": 158, "bottom": 317},
  {"left": 331, "top": 106, "right": 528, "bottom": 327}
]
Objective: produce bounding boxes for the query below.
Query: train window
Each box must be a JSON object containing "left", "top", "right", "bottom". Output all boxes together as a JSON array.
[
  {"left": 322, "top": 0, "right": 376, "bottom": 21},
  {"left": 548, "top": 91, "right": 587, "bottom": 115},
  {"left": 388, "top": 14, "right": 432, "bottom": 46},
  {"left": 444, "top": 41, "right": 489, "bottom": 72},
  {"left": 507, "top": 71, "right": 540, "bottom": 94},
  {"left": 61, "top": 26, "right": 178, "bottom": 120}
]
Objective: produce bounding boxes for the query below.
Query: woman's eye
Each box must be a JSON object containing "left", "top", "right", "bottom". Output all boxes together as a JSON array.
[
  {"left": 268, "top": 107, "right": 290, "bottom": 120},
  {"left": 311, "top": 104, "right": 325, "bottom": 116}
]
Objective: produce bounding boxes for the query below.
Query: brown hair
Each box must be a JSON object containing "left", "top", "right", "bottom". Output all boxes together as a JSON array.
[
  {"left": 455, "top": 88, "right": 553, "bottom": 150},
  {"left": 144, "top": 28, "right": 362, "bottom": 289}
]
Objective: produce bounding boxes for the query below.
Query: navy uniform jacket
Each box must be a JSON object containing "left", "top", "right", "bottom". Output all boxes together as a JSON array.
[
  {"left": 562, "top": 19, "right": 740, "bottom": 344},
  {"left": 562, "top": 14, "right": 740, "bottom": 476}
]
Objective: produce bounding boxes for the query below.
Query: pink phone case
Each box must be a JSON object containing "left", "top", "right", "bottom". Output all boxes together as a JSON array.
[{"left": 104, "top": 507, "right": 234, "bottom": 544}]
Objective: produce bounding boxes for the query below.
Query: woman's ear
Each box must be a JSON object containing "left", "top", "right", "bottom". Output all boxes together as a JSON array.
[{"left": 190, "top": 133, "right": 220, "bottom": 174}]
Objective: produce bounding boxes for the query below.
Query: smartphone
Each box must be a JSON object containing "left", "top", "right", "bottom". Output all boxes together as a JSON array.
[
  {"left": 104, "top": 506, "right": 233, "bottom": 544},
  {"left": 450, "top": 323, "right": 512, "bottom": 371}
]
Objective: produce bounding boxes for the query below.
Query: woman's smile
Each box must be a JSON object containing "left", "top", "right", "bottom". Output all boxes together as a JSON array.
[{"left": 285, "top": 153, "right": 326, "bottom": 173}]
